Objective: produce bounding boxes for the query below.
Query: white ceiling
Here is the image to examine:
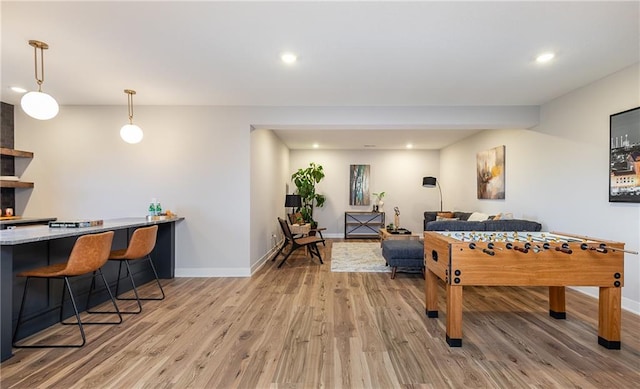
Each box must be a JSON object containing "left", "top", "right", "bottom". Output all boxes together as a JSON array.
[
  {"left": 2, "top": 1, "right": 638, "bottom": 149},
  {"left": 271, "top": 128, "right": 484, "bottom": 150}
]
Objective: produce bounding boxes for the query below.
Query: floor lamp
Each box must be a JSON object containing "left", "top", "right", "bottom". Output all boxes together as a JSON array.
[{"left": 422, "top": 176, "right": 443, "bottom": 212}]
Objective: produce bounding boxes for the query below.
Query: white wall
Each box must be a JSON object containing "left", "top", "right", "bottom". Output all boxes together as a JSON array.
[
  {"left": 13, "top": 105, "right": 538, "bottom": 277},
  {"left": 289, "top": 149, "right": 440, "bottom": 236},
  {"left": 249, "top": 128, "right": 290, "bottom": 272},
  {"left": 441, "top": 64, "right": 640, "bottom": 313},
  {"left": 16, "top": 106, "right": 252, "bottom": 276}
]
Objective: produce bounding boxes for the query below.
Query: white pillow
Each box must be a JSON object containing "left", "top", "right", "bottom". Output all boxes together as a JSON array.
[{"left": 467, "top": 212, "right": 489, "bottom": 221}]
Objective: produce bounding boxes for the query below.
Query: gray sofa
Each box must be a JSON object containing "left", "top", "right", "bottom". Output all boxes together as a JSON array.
[{"left": 423, "top": 211, "right": 542, "bottom": 232}]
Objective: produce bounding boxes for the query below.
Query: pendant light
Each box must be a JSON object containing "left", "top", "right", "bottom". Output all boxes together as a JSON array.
[
  {"left": 21, "top": 40, "right": 59, "bottom": 120},
  {"left": 120, "top": 89, "right": 143, "bottom": 144}
]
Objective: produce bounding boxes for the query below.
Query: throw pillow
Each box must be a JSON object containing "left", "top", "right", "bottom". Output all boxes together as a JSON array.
[
  {"left": 437, "top": 212, "right": 455, "bottom": 219},
  {"left": 289, "top": 212, "right": 305, "bottom": 225},
  {"left": 436, "top": 216, "right": 460, "bottom": 221},
  {"left": 467, "top": 212, "right": 489, "bottom": 221}
]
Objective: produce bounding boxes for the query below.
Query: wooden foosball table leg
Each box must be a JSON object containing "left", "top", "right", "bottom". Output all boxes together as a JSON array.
[
  {"left": 446, "top": 283, "right": 463, "bottom": 347},
  {"left": 549, "top": 286, "right": 566, "bottom": 319},
  {"left": 425, "top": 269, "right": 439, "bottom": 318},
  {"left": 598, "top": 286, "right": 622, "bottom": 349}
]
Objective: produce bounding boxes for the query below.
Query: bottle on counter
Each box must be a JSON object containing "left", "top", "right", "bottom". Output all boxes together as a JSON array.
[
  {"left": 149, "top": 198, "right": 157, "bottom": 216},
  {"left": 155, "top": 201, "right": 162, "bottom": 215}
]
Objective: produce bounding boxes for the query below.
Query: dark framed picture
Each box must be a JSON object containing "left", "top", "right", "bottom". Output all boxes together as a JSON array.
[{"left": 609, "top": 106, "right": 640, "bottom": 203}]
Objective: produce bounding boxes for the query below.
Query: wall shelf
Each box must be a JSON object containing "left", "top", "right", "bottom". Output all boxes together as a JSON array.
[
  {"left": 0, "top": 148, "right": 34, "bottom": 158},
  {"left": 0, "top": 102, "right": 35, "bottom": 214},
  {"left": 0, "top": 180, "right": 34, "bottom": 189}
]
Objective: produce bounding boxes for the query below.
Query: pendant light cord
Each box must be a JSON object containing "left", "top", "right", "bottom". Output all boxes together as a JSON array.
[
  {"left": 124, "top": 89, "right": 137, "bottom": 124},
  {"left": 127, "top": 92, "right": 134, "bottom": 124},
  {"left": 30, "top": 40, "right": 48, "bottom": 92}
]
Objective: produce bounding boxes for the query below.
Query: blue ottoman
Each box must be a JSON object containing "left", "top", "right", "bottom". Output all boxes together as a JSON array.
[{"left": 381, "top": 240, "right": 424, "bottom": 279}]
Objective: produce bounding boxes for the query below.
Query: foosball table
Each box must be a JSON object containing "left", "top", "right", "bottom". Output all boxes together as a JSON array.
[{"left": 424, "top": 231, "right": 636, "bottom": 349}]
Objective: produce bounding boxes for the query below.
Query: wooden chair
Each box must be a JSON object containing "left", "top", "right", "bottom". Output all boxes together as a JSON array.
[
  {"left": 273, "top": 217, "right": 324, "bottom": 268},
  {"left": 12, "top": 231, "right": 121, "bottom": 348},
  {"left": 103, "top": 225, "right": 165, "bottom": 314}
]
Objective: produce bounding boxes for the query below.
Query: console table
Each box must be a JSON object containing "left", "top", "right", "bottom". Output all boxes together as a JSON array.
[
  {"left": 344, "top": 211, "right": 385, "bottom": 239},
  {"left": 0, "top": 217, "right": 183, "bottom": 361}
]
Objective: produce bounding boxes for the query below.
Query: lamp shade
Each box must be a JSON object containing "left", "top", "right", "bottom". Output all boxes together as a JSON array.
[
  {"left": 120, "top": 123, "right": 144, "bottom": 144},
  {"left": 285, "top": 194, "right": 302, "bottom": 208},
  {"left": 20, "top": 91, "right": 59, "bottom": 120},
  {"left": 422, "top": 176, "right": 437, "bottom": 187}
]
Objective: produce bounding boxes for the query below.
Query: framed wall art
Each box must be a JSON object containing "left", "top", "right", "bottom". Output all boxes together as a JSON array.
[
  {"left": 349, "top": 164, "right": 370, "bottom": 205},
  {"left": 477, "top": 145, "right": 505, "bottom": 199},
  {"left": 609, "top": 106, "right": 640, "bottom": 203}
]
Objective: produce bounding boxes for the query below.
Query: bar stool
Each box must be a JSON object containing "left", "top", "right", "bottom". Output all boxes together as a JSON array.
[
  {"left": 12, "top": 231, "right": 122, "bottom": 348},
  {"left": 106, "top": 225, "right": 165, "bottom": 314}
]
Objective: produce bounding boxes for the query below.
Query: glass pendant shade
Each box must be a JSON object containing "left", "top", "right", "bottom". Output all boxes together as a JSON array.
[
  {"left": 121, "top": 89, "right": 143, "bottom": 144},
  {"left": 20, "top": 91, "right": 59, "bottom": 120},
  {"left": 120, "top": 123, "right": 143, "bottom": 144}
]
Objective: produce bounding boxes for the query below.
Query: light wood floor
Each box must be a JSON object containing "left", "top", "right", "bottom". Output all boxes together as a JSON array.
[{"left": 2, "top": 239, "right": 639, "bottom": 388}]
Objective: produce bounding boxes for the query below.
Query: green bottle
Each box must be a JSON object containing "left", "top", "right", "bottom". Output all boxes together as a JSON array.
[{"left": 148, "top": 199, "right": 156, "bottom": 216}]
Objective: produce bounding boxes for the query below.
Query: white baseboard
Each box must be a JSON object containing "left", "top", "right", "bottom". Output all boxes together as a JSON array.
[
  {"left": 250, "top": 240, "right": 282, "bottom": 274},
  {"left": 623, "top": 297, "right": 640, "bottom": 315},
  {"left": 571, "top": 286, "right": 639, "bottom": 315},
  {"left": 175, "top": 262, "right": 639, "bottom": 315},
  {"left": 175, "top": 239, "right": 283, "bottom": 278},
  {"left": 175, "top": 267, "right": 251, "bottom": 277}
]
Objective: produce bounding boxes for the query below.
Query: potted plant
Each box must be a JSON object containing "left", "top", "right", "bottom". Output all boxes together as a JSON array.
[
  {"left": 291, "top": 162, "right": 326, "bottom": 227},
  {"left": 372, "top": 191, "right": 385, "bottom": 212}
]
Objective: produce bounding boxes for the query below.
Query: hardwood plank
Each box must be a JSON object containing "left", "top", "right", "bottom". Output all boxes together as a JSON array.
[{"left": 1, "top": 239, "right": 639, "bottom": 388}]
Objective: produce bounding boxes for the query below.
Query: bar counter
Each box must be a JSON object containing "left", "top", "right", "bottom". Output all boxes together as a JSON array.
[
  {"left": 0, "top": 217, "right": 57, "bottom": 230},
  {"left": 0, "top": 217, "right": 183, "bottom": 361}
]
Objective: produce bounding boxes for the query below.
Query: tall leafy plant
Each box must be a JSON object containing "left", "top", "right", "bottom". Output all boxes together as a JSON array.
[{"left": 291, "top": 162, "right": 326, "bottom": 225}]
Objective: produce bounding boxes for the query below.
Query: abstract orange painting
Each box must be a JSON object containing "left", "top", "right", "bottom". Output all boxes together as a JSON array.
[{"left": 477, "top": 145, "right": 505, "bottom": 199}]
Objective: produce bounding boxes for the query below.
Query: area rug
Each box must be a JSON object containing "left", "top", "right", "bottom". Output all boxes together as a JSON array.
[{"left": 330, "top": 242, "right": 391, "bottom": 273}]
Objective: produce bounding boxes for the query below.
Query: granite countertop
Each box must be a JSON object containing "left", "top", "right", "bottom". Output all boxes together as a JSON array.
[
  {"left": 0, "top": 217, "right": 184, "bottom": 245},
  {"left": 0, "top": 217, "right": 57, "bottom": 226}
]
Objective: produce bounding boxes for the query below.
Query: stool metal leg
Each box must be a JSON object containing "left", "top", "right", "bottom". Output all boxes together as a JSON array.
[
  {"left": 112, "top": 255, "right": 165, "bottom": 314},
  {"left": 13, "top": 277, "right": 87, "bottom": 348},
  {"left": 84, "top": 270, "right": 124, "bottom": 324},
  {"left": 12, "top": 277, "right": 32, "bottom": 346},
  {"left": 143, "top": 255, "right": 165, "bottom": 300}
]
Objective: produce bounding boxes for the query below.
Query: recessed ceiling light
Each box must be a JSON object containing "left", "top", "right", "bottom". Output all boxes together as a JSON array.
[
  {"left": 406, "top": 143, "right": 413, "bottom": 149},
  {"left": 536, "top": 52, "right": 555, "bottom": 63},
  {"left": 281, "top": 52, "right": 297, "bottom": 64},
  {"left": 312, "top": 143, "right": 319, "bottom": 148},
  {"left": 10, "top": 86, "right": 27, "bottom": 93}
]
